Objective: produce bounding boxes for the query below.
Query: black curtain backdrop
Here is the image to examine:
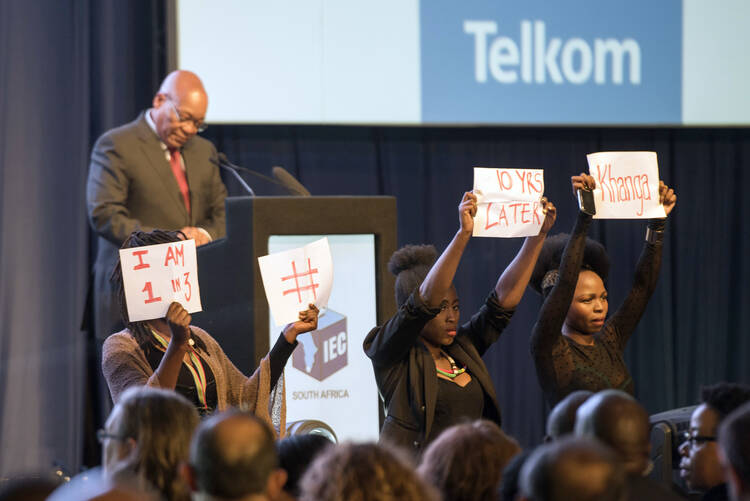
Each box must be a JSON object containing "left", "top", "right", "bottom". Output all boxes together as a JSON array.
[
  {"left": 0, "top": 0, "right": 165, "bottom": 477},
  {"left": 1, "top": 0, "right": 749, "bottom": 476}
]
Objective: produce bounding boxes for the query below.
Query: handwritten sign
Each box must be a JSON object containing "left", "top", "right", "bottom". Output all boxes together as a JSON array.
[
  {"left": 586, "top": 151, "right": 666, "bottom": 219},
  {"left": 258, "top": 237, "right": 334, "bottom": 327},
  {"left": 119, "top": 240, "right": 202, "bottom": 322},
  {"left": 473, "top": 167, "right": 545, "bottom": 238}
]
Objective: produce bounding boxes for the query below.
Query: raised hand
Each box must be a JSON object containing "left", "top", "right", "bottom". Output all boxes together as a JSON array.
[
  {"left": 165, "top": 301, "right": 192, "bottom": 346},
  {"left": 571, "top": 173, "right": 596, "bottom": 194},
  {"left": 658, "top": 181, "right": 677, "bottom": 217},
  {"left": 540, "top": 197, "right": 557, "bottom": 235},
  {"left": 283, "top": 304, "right": 320, "bottom": 343},
  {"left": 458, "top": 191, "right": 478, "bottom": 234}
]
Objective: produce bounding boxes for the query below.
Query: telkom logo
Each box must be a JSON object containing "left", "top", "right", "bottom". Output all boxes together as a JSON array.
[{"left": 464, "top": 20, "right": 641, "bottom": 85}]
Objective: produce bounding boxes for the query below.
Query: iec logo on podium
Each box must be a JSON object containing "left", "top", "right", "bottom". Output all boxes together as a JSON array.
[{"left": 292, "top": 309, "right": 347, "bottom": 381}]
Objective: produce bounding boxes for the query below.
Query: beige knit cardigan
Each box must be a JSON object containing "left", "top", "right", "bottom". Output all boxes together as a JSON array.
[{"left": 102, "top": 326, "right": 286, "bottom": 436}]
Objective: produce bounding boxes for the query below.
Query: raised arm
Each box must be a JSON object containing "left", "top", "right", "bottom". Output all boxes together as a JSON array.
[
  {"left": 605, "top": 181, "right": 676, "bottom": 349},
  {"left": 418, "top": 191, "right": 477, "bottom": 308},
  {"left": 495, "top": 198, "right": 557, "bottom": 308},
  {"left": 221, "top": 304, "right": 320, "bottom": 408},
  {"left": 530, "top": 175, "right": 595, "bottom": 354},
  {"left": 364, "top": 192, "right": 476, "bottom": 365},
  {"left": 149, "top": 302, "right": 194, "bottom": 390}
]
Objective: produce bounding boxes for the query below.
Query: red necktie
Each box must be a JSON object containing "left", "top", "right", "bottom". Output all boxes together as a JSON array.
[{"left": 169, "top": 149, "right": 191, "bottom": 215}]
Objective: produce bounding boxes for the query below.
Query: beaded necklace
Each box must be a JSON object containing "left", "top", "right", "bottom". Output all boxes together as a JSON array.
[
  {"left": 150, "top": 329, "right": 208, "bottom": 410},
  {"left": 435, "top": 350, "right": 467, "bottom": 379}
]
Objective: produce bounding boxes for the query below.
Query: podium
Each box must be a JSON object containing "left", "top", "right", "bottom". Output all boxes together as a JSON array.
[{"left": 193, "top": 196, "right": 398, "bottom": 374}]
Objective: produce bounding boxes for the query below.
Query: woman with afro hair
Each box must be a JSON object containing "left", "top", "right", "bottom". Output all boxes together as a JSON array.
[
  {"left": 363, "top": 191, "right": 557, "bottom": 454},
  {"left": 529, "top": 173, "right": 676, "bottom": 406}
]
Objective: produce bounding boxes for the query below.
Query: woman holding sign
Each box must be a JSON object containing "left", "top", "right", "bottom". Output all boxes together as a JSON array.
[
  {"left": 363, "top": 191, "right": 557, "bottom": 454},
  {"left": 528, "top": 174, "right": 676, "bottom": 406},
  {"left": 103, "top": 230, "right": 320, "bottom": 428}
]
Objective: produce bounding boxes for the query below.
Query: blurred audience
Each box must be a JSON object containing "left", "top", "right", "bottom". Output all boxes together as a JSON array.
[
  {"left": 575, "top": 389, "right": 684, "bottom": 500},
  {"left": 47, "top": 468, "right": 159, "bottom": 501},
  {"left": 519, "top": 436, "right": 626, "bottom": 501},
  {"left": 299, "top": 442, "right": 439, "bottom": 501},
  {"left": 718, "top": 401, "right": 750, "bottom": 501},
  {"left": 24, "top": 374, "right": 750, "bottom": 501},
  {"left": 276, "top": 434, "right": 333, "bottom": 500},
  {"left": 182, "top": 410, "right": 286, "bottom": 501},
  {"left": 418, "top": 419, "right": 520, "bottom": 501},
  {"left": 545, "top": 390, "right": 593, "bottom": 442},
  {"left": 499, "top": 450, "right": 533, "bottom": 501},
  {"left": 679, "top": 383, "right": 750, "bottom": 501},
  {"left": 100, "top": 386, "right": 199, "bottom": 501}
]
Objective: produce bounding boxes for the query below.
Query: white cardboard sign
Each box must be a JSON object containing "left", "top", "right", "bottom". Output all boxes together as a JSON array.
[
  {"left": 119, "top": 240, "right": 202, "bottom": 322},
  {"left": 258, "top": 237, "right": 334, "bottom": 327},
  {"left": 586, "top": 151, "right": 667, "bottom": 219},
  {"left": 473, "top": 167, "right": 545, "bottom": 238}
]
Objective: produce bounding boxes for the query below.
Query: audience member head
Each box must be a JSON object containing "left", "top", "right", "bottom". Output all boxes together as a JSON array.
[
  {"left": 575, "top": 389, "right": 651, "bottom": 476},
  {"left": 545, "top": 390, "right": 593, "bottom": 441},
  {"left": 519, "top": 436, "right": 626, "bottom": 501},
  {"left": 498, "top": 450, "right": 532, "bottom": 501},
  {"left": 389, "top": 245, "right": 437, "bottom": 308},
  {"left": 183, "top": 410, "right": 285, "bottom": 501},
  {"left": 151, "top": 70, "right": 208, "bottom": 150},
  {"left": 299, "top": 442, "right": 438, "bottom": 501},
  {"left": 100, "top": 386, "right": 199, "bottom": 501},
  {"left": 679, "top": 382, "right": 750, "bottom": 493},
  {"left": 276, "top": 434, "right": 333, "bottom": 498},
  {"left": 418, "top": 420, "right": 520, "bottom": 501},
  {"left": 719, "top": 402, "right": 750, "bottom": 501}
]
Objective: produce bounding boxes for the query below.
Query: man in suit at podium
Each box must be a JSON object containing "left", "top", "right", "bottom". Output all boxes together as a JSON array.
[{"left": 86, "top": 69, "right": 227, "bottom": 345}]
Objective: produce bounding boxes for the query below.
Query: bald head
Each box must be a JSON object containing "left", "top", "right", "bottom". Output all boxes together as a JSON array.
[
  {"left": 158, "top": 70, "right": 207, "bottom": 104},
  {"left": 546, "top": 390, "right": 593, "bottom": 441},
  {"left": 150, "top": 70, "right": 208, "bottom": 150},
  {"left": 575, "top": 390, "right": 651, "bottom": 475},
  {"left": 520, "top": 437, "right": 626, "bottom": 501},
  {"left": 189, "top": 411, "right": 278, "bottom": 499}
]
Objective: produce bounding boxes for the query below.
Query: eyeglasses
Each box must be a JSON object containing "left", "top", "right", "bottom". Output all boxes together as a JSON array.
[
  {"left": 96, "top": 429, "right": 131, "bottom": 444},
  {"left": 166, "top": 98, "right": 207, "bottom": 133},
  {"left": 682, "top": 431, "right": 717, "bottom": 447}
]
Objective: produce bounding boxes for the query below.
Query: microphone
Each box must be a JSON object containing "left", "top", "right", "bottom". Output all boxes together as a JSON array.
[
  {"left": 215, "top": 153, "right": 255, "bottom": 196},
  {"left": 216, "top": 153, "right": 309, "bottom": 196},
  {"left": 272, "top": 166, "right": 311, "bottom": 196}
]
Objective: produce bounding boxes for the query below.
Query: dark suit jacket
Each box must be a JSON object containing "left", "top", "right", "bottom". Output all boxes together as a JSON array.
[
  {"left": 363, "top": 289, "right": 513, "bottom": 454},
  {"left": 86, "top": 112, "right": 227, "bottom": 340}
]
